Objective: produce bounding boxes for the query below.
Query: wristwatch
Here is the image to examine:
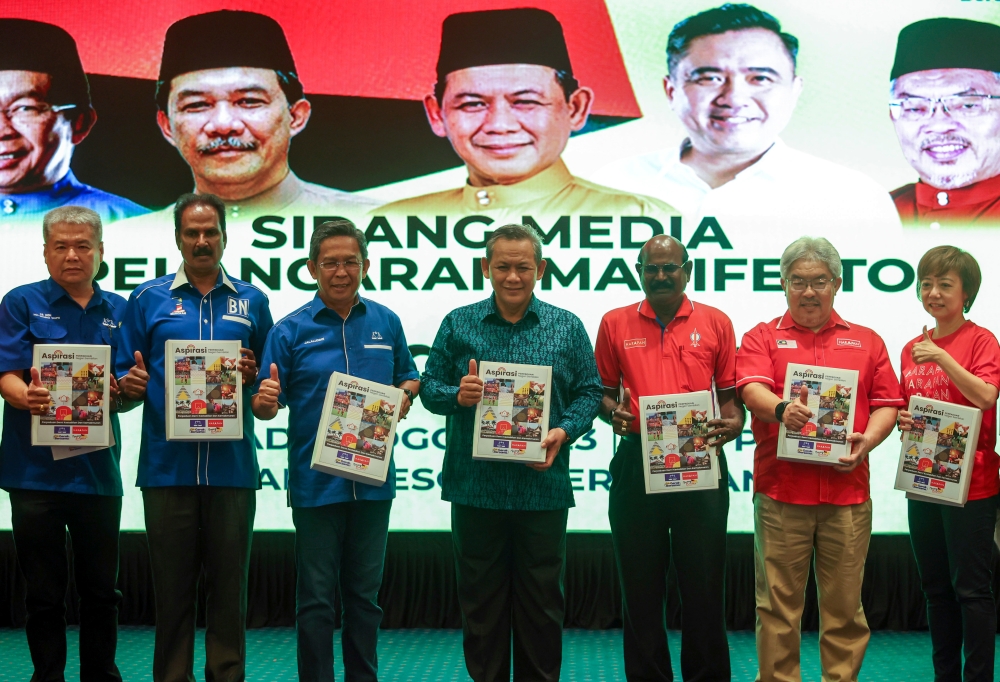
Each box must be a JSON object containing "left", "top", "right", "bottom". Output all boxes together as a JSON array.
[
  {"left": 774, "top": 400, "right": 791, "bottom": 424},
  {"left": 402, "top": 388, "right": 417, "bottom": 402}
]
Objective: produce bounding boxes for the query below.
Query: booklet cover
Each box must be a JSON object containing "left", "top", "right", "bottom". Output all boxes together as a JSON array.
[
  {"left": 473, "top": 362, "right": 552, "bottom": 463},
  {"left": 52, "top": 430, "right": 117, "bottom": 461},
  {"left": 777, "top": 363, "right": 859, "bottom": 465},
  {"left": 311, "top": 372, "right": 403, "bottom": 485},
  {"left": 895, "top": 396, "right": 981, "bottom": 507},
  {"left": 165, "top": 340, "right": 243, "bottom": 441},
  {"left": 31, "top": 344, "right": 112, "bottom": 448},
  {"left": 639, "top": 390, "right": 719, "bottom": 494}
]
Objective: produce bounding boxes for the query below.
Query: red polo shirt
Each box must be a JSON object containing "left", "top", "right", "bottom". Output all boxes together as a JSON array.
[
  {"left": 892, "top": 174, "right": 1000, "bottom": 226},
  {"left": 736, "top": 309, "right": 904, "bottom": 505},
  {"left": 595, "top": 295, "right": 736, "bottom": 433},
  {"left": 900, "top": 321, "right": 1000, "bottom": 501}
]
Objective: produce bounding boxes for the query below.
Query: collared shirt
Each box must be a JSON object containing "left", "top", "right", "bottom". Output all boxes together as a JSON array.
[
  {"left": 0, "top": 278, "right": 125, "bottom": 496},
  {"left": 735, "top": 309, "right": 904, "bottom": 506},
  {"left": 255, "top": 295, "right": 418, "bottom": 508},
  {"left": 594, "top": 295, "right": 736, "bottom": 433},
  {"left": 0, "top": 171, "right": 148, "bottom": 224},
  {"left": 114, "top": 265, "right": 273, "bottom": 488},
  {"left": 421, "top": 294, "right": 603, "bottom": 511},
  {"left": 899, "top": 321, "right": 1000, "bottom": 501},
  {"left": 892, "top": 175, "right": 1000, "bottom": 227}
]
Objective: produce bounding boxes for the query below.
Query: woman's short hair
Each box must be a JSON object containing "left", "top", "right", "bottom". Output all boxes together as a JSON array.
[{"left": 917, "top": 245, "right": 981, "bottom": 313}]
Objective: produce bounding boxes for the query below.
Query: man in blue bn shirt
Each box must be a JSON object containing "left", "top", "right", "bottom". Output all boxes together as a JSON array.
[
  {"left": 115, "top": 193, "right": 272, "bottom": 682},
  {"left": 0, "top": 206, "right": 126, "bottom": 681},
  {"left": 252, "top": 220, "right": 419, "bottom": 682}
]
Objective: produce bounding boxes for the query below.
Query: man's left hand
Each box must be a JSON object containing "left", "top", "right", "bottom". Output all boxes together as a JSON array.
[
  {"left": 911, "top": 326, "right": 943, "bottom": 365},
  {"left": 706, "top": 416, "right": 743, "bottom": 448},
  {"left": 527, "top": 427, "right": 568, "bottom": 472},
  {"left": 835, "top": 432, "right": 870, "bottom": 473},
  {"left": 239, "top": 348, "right": 258, "bottom": 386},
  {"left": 399, "top": 393, "right": 412, "bottom": 420}
]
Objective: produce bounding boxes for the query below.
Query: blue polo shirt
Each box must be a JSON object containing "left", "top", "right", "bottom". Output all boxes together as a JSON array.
[
  {"left": 0, "top": 278, "right": 125, "bottom": 496},
  {"left": 115, "top": 266, "right": 273, "bottom": 488},
  {"left": 0, "top": 171, "right": 148, "bottom": 224},
  {"left": 255, "top": 295, "right": 418, "bottom": 508}
]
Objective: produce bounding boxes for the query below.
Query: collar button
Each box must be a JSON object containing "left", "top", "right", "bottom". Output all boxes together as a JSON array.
[
  {"left": 476, "top": 189, "right": 491, "bottom": 206},
  {"left": 1, "top": 198, "right": 15, "bottom": 214},
  {"left": 936, "top": 191, "right": 949, "bottom": 206}
]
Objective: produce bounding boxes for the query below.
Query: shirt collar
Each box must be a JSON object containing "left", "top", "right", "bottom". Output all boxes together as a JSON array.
[
  {"left": 913, "top": 174, "right": 1000, "bottom": 210},
  {"left": 776, "top": 307, "right": 851, "bottom": 332},
  {"left": 483, "top": 293, "right": 542, "bottom": 325},
  {"left": 203, "top": 170, "right": 305, "bottom": 220},
  {"left": 459, "top": 160, "right": 574, "bottom": 211},
  {"left": 169, "top": 263, "right": 237, "bottom": 293},
  {"left": 309, "top": 292, "right": 367, "bottom": 320},
  {"left": 668, "top": 138, "right": 788, "bottom": 189},
  {"left": 43, "top": 276, "right": 113, "bottom": 310},
  {"left": 637, "top": 294, "right": 693, "bottom": 323},
  {"left": 0, "top": 171, "right": 85, "bottom": 216}
]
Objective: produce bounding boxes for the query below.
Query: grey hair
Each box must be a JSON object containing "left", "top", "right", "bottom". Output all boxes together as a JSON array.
[
  {"left": 780, "top": 237, "right": 841, "bottom": 279},
  {"left": 309, "top": 219, "right": 368, "bottom": 262},
  {"left": 485, "top": 224, "right": 543, "bottom": 265},
  {"left": 42, "top": 206, "right": 103, "bottom": 243}
]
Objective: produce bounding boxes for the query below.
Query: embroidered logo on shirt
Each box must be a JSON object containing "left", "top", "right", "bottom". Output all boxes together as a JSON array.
[
  {"left": 624, "top": 338, "right": 646, "bottom": 349},
  {"left": 371, "top": 331, "right": 383, "bottom": 340},
  {"left": 837, "top": 338, "right": 862, "bottom": 348},
  {"left": 227, "top": 297, "right": 250, "bottom": 317},
  {"left": 170, "top": 297, "right": 186, "bottom": 315},
  {"left": 690, "top": 328, "right": 701, "bottom": 347},
  {"left": 776, "top": 339, "right": 797, "bottom": 348},
  {"left": 303, "top": 337, "right": 325, "bottom": 345},
  {"left": 102, "top": 318, "right": 116, "bottom": 328},
  {"left": 31, "top": 312, "right": 60, "bottom": 321}
]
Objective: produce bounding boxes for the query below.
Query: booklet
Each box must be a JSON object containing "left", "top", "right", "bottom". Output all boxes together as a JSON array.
[
  {"left": 165, "top": 340, "right": 243, "bottom": 441},
  {"left": 31, "top": 344, "right": 112, "bottom": 448},
  {"left": 777, "top": 363, "right": 859, "bottom": 465},
  {"left": 639, "top": 390, "right": 719, "bottom": 493},
  {"left": 473, "top": 361, "right": 552, "bottom": 463},
  {"left": 52, "top": 430, "right": 117, "bottom": 461},
  {"left": 311, "top": 372, "right": 403, "bottom": 485},
  {"left": 895, "top": 396, "right": 981, "bottom": 507}
]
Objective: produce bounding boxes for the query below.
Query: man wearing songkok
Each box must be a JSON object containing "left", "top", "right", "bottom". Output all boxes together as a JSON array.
[
  {"left": 0, "top": 206, "right": 126, "bottom": 681},
  {"left": 736, "top": 237, "right": 904, "bottom": 682},
  {"left": 889, "top": 18, "right": 1000, "bottom": 227},
  {"left": 592, "top": 3, "right": 900, "bottom": 238},
  {"left": 252, "top": 220, "right": 419, "bottom": 682},
  {"left": 0, "top": 19, "right": 147, "bottom": 223},
  {"left": 421, "top": 224, "right": 603, "bottom": 682},
  {"left": 115, "top": 193, "right": 272, "bottom": 682},
  {"left": 377, "top": 8, "right": 673, "bottom": 220},
  {"left": 595, "top": 234, "right": 742, "bottom": 681}
]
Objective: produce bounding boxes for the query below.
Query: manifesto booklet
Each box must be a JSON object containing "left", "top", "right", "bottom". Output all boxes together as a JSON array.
[
  {"left": 165, "top": 340, "right": 243, "bottom": 441},
  {"left": 473, "top": 362, "right": 552, "bottom": 463},
  {"left": 31, "top": 344, "right": 112, "bottom": 448},
  {"left": 777, "top": 363, "right": 859, "bottom": 464},
  {"left": 895, "top": 396, "right": 981, "bottom": 507},
  {"left": 311, "top": 372, "right": 403, "bottom": 485},
  {"left": 639, "top": 390, "right": 719, "bottom": 493}
]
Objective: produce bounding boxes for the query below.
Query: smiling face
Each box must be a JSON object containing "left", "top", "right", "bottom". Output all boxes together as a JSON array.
[
  {"left": 891, "top": 68, "right": 1000, "bottom": 189},
  {"left": 637, "top": 236, "right": 691, "bottom": 311},
  {"left": 424, "top": 64, "right": 592, "bottom": 186},
  {"left": 920, "top": 269, "right": 967, "bottom": 323},
  {"left": 43, "top": 221, "right": 103, "bottom": 289},
  {"left": 666, "top": 28, "right": 801, "bottom": 159},
  {"left": 306, "top": 235, "right": 370, "bottom": 313},
  {"left": 782, "top": 259, "right": 840, "bottom": 332},
  {"left": 482, "top": 237, "right": 545, "bottom": 311}
]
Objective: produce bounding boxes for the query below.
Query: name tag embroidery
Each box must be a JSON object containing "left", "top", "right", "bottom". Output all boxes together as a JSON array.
[
  {"left": 776, "top": 339, "right": 797, "bottom": 348},
  {"left": 624, "top": 338, "right": 646, "bottom": 349},
  {"left": 837, "top": 338, "right": 862, "bottom": 348}
]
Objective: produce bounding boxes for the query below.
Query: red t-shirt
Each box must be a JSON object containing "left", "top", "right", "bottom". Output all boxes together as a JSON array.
[
  {"left": 736, "top": 310, "right": 905, "bottom": 505},
  {"left": 595, "top": 296, "right": 736, "bottom": 433},
  {"left": 899, "top": 321, "right": 1000, "bottom": 501}
]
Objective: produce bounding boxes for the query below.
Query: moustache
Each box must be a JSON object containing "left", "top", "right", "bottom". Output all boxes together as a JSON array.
[
  {"left": 198, "top": 137, "right": 258, "bottom": 154},
  {"left": 649, "top": 282, "right": 675, "bottom": 291},
  {"left": 193, "top": 247, "right": 214, "bottom": 257}
]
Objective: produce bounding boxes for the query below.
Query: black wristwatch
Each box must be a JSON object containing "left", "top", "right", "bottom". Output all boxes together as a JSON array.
[
  {"left": 402, "top": 388, "right": 417, "bottom": 402},
  {"left": 774, "top": 400, "right": 791, "bottom": 425}
]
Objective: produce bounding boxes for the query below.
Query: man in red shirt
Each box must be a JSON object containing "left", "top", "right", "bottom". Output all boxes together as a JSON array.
[
  {"left": 737, "top": 237, "right": 903, "bottom": 682},
  {"left": 595, "top": 235, "right": 743, "bottom": 681}
]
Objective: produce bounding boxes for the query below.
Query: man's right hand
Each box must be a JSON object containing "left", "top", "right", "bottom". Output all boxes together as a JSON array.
[
  {"left": 256, "top": 364, "right": 281, "bottom": 408},
  {"left": 24, "top": 367, "right": 51, "bottom": 415},
  {"left": 457, "top": 359, "right": 484, "bottom": 407},
  {"left": 611, "top": 388, "right": 635, "bottom": 435},
  {"left": 120, "top": 350, "right": 149, "bottom": 401},
  {"left": 781, "top": 389, "right": 813, "bottom": 432}
]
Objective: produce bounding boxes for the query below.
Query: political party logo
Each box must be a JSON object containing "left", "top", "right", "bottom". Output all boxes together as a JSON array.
[
  {"left": 208, "top": 419, "right": 224, "bottom": 428},
  {"left": 354, "top": 454, "right": 370, "bottom": 469},
  {"left": 493, "top": 440, "right": 510, "bottom": 448},
  {"left": 227, "top": 297, "right": 250, "bottom": 317},
  {"left": 170, "top": 298, "right": 186, "bottom": 315},
  {"left": 837, "top": 338, "right": 862, "bottom": 348},
  {"left": 336, "top": 451, "right": 353, "bottom": 464},
  {"left": 511, "top": 441, "right": 527, "bottom": 451},
  {"left": 72, "top": 426, "right": 89, "bottom": 434},
  {"left": 776, "top": 339, "right": 797, "bottom": 349},
  {"left": 371, "top": 331, "right": 383, "bottom": 340},
  {"left": 930, "top": 479, "right": 946, "bottom": 493},
  {"left": 664, "top": 473, "right": 681, "bottom": 487},
  {"left": 816, "top": 443, "right": 832, "bottom": 453},
  {"left": 689, "top": 328, "right": 701, "bottom": 347},
  {"left": 912, "top": 475, "right": 929, "bottom": 490},
  {"left": 624, "top": 338, "right": 646, "bottom": 349}
]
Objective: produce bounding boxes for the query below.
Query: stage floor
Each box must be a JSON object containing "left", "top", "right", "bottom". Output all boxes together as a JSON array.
[{"left": 0, "top": 626, "right": 990, "bottom": 680}]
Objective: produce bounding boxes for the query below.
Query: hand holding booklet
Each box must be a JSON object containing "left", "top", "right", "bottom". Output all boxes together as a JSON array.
[
  {"left": 473, "top": 361, "right": 552, "bottom": 463},
  {"left": 165, "top": 340, "right": 243, "bottom": 441},
  {"left": 31, "top": 344, "right": 112, "bottom": 449},
  {"left": 777, "top": 363, "right": 859, "bottom": 465},
  {"left": 638, "top": 390, "right": 719, "bottom": 493}
]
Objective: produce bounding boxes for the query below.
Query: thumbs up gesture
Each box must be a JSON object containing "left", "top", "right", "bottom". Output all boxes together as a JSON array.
[
  {"left": 457, "top": 358, "right": 484, "bottom": 407},
  {"left": 911, "top": 326, "right": 944, "bottom": 365},
  {"left": 24, "top": 367, "right": 52, "bottom": 415},
  {"left": 256, "top": 363, "right": 281, "bottom": 408},
  {"left": 781, "top": 384, "right": 814, "bottom": 432},
  {"left": 120, "top": 350, "right": 149, "bottom": 400},
  {"left": 611, "top": 387, "right": 635, "bottom": 436}
]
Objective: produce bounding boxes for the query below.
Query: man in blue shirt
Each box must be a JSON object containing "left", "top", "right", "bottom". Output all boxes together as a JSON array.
[
  {"left": 0, "top": 206, "right": 126, "bottom": 681},
  {"left": 252, "top": 220, "right": 419, "bottom": 682},
  {"left": 116, "top": 193, "right": 272, "bottom": 682}
]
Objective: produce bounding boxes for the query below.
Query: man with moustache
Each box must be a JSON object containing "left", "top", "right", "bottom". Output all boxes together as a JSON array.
[
  {"left": 0, "top": 20, "right": 147, "bottom": 223},
  {"left": 889, "top": 18, "right": 1000, "bottom": 227},
  {"left": 115, "top": 193, "right": 272, "bottom": 682},
  {"left": 594, "top": 234, "right": 742, "bottom": 681}
]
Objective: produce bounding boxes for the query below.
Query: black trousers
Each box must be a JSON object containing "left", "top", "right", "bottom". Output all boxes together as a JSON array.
[
  {"left": 142, "top": 486, "right": 255, "bottom": 682},
  {"left": 609, "top": 436, "right": 731, "bottom": 682},
  {"left": 909, "top": 494, "right": 998, "bottom": 682},
  {"left": 451, "top": 502, "right": 569, "bottom": 682},
  {"left": 9, "top": 488, "right": 123, "bottom": 682}
]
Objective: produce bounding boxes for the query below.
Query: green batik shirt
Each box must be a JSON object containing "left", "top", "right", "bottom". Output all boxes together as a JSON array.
[{"left": 421, "top": 294, "right": 603, "bottom": 511}]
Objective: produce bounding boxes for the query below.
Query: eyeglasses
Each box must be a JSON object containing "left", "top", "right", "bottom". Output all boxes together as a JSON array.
[
  {"left": 317, "top": 259, "right": 362, "bottom": 272},
  {"left": 640, "top": 262, "right": 688, "bottom": 276},
  {"left": 787, "top": 277, "right": 832, "bottom": 292},
  {"left": 0, "top": 102, "right": 77, "bottom": 125},
  {"left": 889, "top": 95, "right": 1000, "bottom": 122}
]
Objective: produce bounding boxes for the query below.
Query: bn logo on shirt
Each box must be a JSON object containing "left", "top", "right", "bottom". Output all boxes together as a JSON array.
[{"left": 227, "top": 298, "right": 250, "bottom": 317}]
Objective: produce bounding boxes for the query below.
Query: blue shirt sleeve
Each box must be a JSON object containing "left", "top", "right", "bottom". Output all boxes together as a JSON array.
[
  {"left": 251, "top": 294, "right": 274, "bottom": 364},
  {"left": 554, "top": 317, "right": 603, "bottom": 443},
  {"left": 0, "top": 290, "right": 32, "bottom": 372},
  {"left": 115, "top": 291, "right": 150, "bottom": 380},
  {"left": 420, "top": 312, "right": 462, "bottom": 416},
  {"left": 390, "top": 313, "right": 419, "bottom": 385},
  {"left": 256, "top": 323, "right": 291, "bottom": 408}
]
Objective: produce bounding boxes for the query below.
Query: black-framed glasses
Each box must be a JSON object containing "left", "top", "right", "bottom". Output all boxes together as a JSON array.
[
  {"left": 317, "top": 259, "right": 362, "bottom": 272},
  {"left": 889, "top": 94, "right": 1000, "bottom": 122},
  {"left": 640, "top": 262, "right": 688, "bottom": 276}
]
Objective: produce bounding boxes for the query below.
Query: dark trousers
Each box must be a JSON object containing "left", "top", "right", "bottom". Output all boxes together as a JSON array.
[
  {"left": 292, "top": 499, "right": 392, "bottom": 682},
  {"left": 142, "top": 486, "right": 255, "bottom": 682},
  {"left": 9, "top": 488, "right": 122, "bottom": 682},
  {"left": 909, "top": 494, "right": 998, "bottom": 682},
  {"left": 608, "top": 436, "right": 731, "bottom": 682},
  {"left": 451, "top": 502, "right": 569, "bottom": 682}
]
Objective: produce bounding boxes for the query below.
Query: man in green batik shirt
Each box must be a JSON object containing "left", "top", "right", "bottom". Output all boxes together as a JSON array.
[{"left": 421, "top": 223, "right": 603, "bottom": 682}]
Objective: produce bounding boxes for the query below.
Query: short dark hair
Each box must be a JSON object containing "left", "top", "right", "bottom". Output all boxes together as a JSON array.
[
  {"left": 174, "top": 193, "right": 226, "bottom": 235},
  {"left": 434, "top": 68, "right": 579, "bottom": 104},
  {"left": 310, "top": 219, "right": 368, "bottom": 262},
  {"left": 485, "top": 224, "right": 543, "bottom": 265},
  {"left": 156, "top": 69, "right": 304, "bottom": 112},
  {"left": 917, "top": 245, "right": 982, "bottom": 313},
  {"left": 666, "top": 3, "right": 799, "bottom": 77}
]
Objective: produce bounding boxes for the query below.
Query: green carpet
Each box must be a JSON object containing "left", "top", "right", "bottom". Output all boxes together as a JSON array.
[{"left": 0, "top": 626, "right": 992, "bottom": 680}]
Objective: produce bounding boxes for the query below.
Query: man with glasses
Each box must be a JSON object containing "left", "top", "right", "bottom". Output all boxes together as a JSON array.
[
  {"left": 889, "top": 18, "right": 1000, "bottom": 227},
  {"left": 0, "top": 20, "right": 147, "bottom": 224},
  {"left": 594, "top": 234, "right": 742, "bottom": 681},
  {"left": 736, "top": 237, "right": 903, "bottom": 682},
  {"left": 252, "top": 220, "right": 419, "bottom": 682}
]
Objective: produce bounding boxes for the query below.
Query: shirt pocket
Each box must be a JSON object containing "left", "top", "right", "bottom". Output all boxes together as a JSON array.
[
  {"left": 29, "top": 318, "right": 68, "bottom": 344},
  {"left": 359, "top": 343, "right": 395, "bottom": 384},
  {"left": 681, "top": 350, "right": 716, "bottom": 393}
]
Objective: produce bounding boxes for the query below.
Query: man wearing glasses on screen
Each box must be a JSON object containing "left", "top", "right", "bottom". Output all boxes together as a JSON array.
[{"left": 889, "top": 18, "right": 1000, "bottom": 227}]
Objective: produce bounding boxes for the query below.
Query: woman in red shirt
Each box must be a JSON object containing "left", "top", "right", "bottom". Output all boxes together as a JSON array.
[{"left": 898, "top": 246, "right": 1000, "bottom": 682}]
